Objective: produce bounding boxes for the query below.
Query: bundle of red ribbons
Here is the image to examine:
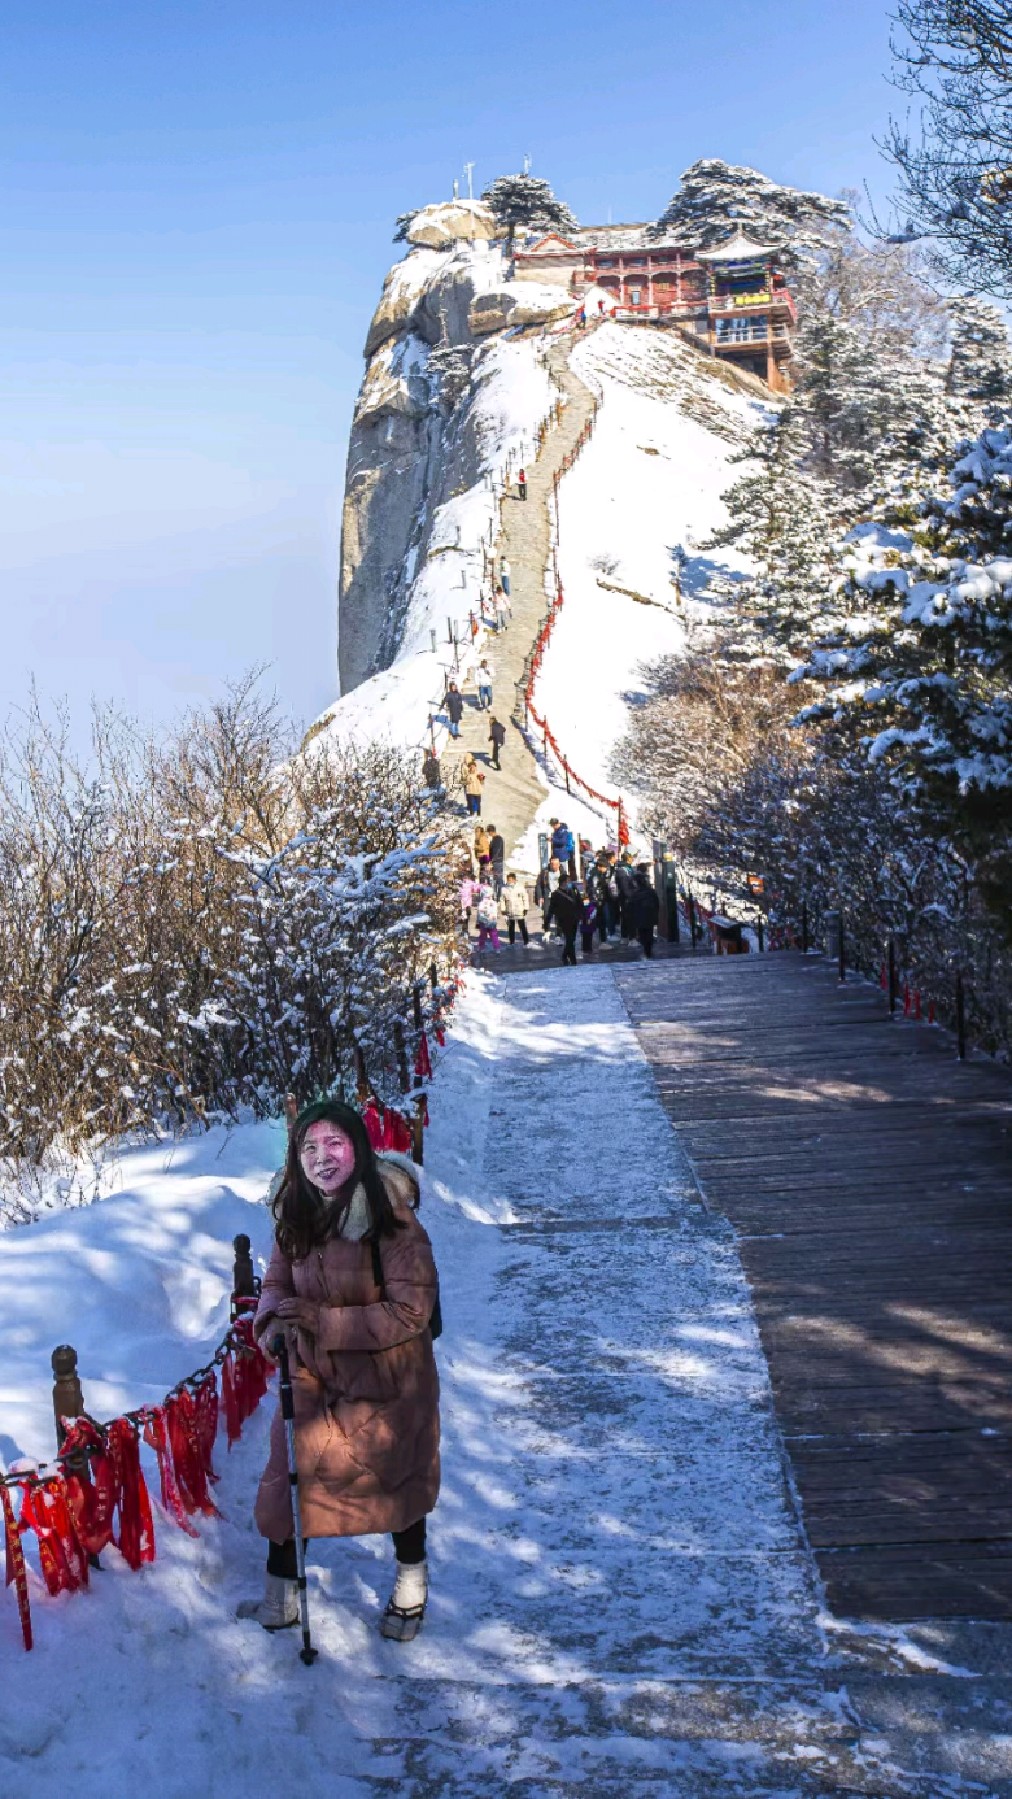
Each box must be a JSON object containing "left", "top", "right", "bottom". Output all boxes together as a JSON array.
[{"left": 2, "top": 1313, "right": 269, "bottom": 1652}]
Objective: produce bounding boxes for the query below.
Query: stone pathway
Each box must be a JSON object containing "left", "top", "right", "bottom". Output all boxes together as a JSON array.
[
  {"left": 374, "top": 966, "right": 985, "bottom": 1795},
  {"left": 448, "top": 336, "right": 599, "bottom": 871}
]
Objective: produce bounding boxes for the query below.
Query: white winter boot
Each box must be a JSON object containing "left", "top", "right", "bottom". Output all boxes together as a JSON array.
[
  {"left": 379, "top": 1558, "right": 428, "bottom": 1641},
  {"left": 236, "top": 1573, "right": 298, "bottom": 1631}
]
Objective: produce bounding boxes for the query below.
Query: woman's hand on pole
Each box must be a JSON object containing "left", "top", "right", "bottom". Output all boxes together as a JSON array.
[{"left": 273, "top": 1296, "right": 321, "bottom": 1336}]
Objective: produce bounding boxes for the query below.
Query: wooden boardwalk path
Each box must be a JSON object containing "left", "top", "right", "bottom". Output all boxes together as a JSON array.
[{"left": 614, "top": 950, "right": 1012, "bottom": 1622}]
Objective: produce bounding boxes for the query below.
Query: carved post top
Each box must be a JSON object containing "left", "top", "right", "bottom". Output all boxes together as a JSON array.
[
  {"left": 51, "top": 1344, "right": 79, "bottom": 1379},
  {"left": 232, "top": 1232, "right": 257, "bottom": 1298},
  {"left": 51, "top": 1344, "right": 85, "bottom": 1450}
]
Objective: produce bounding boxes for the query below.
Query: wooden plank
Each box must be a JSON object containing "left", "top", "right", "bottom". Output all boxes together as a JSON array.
[{"left": 616, "top": 953, "right": 1012, "bottom": 1622}]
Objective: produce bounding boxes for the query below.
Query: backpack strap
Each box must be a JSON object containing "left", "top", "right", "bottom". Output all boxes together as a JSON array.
[{"left": 369, "top": 1234, "right": 384, "bottom": 1295}]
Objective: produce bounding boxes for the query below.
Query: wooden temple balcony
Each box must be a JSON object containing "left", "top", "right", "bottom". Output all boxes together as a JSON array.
[
  {"left": 708, "top": 287, "right": 797, "bottom": 322},
  {"left": 714, "top": 318, "right": 793, "bottom": 347}
]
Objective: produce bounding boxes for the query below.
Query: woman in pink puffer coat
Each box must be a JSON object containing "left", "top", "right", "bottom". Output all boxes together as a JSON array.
[{"left": 237, "top": 1099, "right": 440, "bottom": 1642}]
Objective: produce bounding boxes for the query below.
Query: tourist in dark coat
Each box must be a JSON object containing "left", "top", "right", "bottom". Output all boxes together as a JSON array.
[
  {"left": 580, "top": 889, "right": 597, "bottom": 958},
  {"left": 631, "top": 867, "right": 660, "bottom": 957},
  {"left": 534, "top": 856, "right": 561, "bottom": 927},
  {"left": 488, "top": 715, "right": 506, "bottom": 770},
  {"left": 589, "top": 859, "right": 611, "bottom": 941},
  {"left": 602, "top": 852, "right": 621, "bottom": 936},
  {"left": 615, "top": 853, "right": 637, "bottom": 939},
  {"left": 445, "top": 683, "right": 464, "bottom": 739},
  {"left": 545, "top": 875, "right": 583, "bottom": 966},
  {"left": 487, "top": 825, "right": 505, "bottom": 896}
]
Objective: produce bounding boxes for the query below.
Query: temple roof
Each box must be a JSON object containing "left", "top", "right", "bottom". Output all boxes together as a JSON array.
[{"left": 696, "top": 227, "right": 781, "bottom": 263}]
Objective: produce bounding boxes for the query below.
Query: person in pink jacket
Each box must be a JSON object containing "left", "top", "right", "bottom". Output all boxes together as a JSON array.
[{"left": 237, "top": 1099, "right": 440, "bottom": 1641}]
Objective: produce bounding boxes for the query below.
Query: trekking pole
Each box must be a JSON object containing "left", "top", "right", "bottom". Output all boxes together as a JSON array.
[{"left": 270, "top": 1333, "right": 319, "bottom": 1665}]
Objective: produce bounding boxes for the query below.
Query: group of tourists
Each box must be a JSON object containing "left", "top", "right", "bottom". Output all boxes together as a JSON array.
[
  {"left": 459, "top": 864, "right": 531, "bottom": 952},
  {"left": 460, "top": 838, "right": 660, "bottom": 964},
  {"left": 531, "top": 844, "right": 660, "bottom": 962}
]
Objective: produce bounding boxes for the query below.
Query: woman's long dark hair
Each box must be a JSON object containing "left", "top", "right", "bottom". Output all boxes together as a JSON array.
[{"left": 273, "top": 1099, "right": 408, "bottom": 1261}]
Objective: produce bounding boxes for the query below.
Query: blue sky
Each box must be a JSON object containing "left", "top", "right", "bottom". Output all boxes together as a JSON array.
[{"left": 2, "top": 0, "right": 906, "bottom": 746}]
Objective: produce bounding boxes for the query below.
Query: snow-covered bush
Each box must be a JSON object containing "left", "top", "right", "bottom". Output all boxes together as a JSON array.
[{"left": 0, "top": 678, "right": 461, "bottom": 1187}]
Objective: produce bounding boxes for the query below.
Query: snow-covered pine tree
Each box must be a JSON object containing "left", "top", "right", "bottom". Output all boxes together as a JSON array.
[
  {"left": 789, "top": 301, "right": 956, "bottom": 511},
  {"left": 393, "top": 210, "right": 420, "bottom": 244},
  {"left": 800, "top": 422, "right": 1012, "bottom": 925},
  {"left": 649, "top": 159, "right": 849, "bottom": 271},
  {"left": 480, "top": 172, "right": 578, "bottom": 254},
  {"left": 945, "top": 296, "right": 1012, "bottom": 407},
  {"left": 705, "top": 414, "right": 844, "bottom": 659}
]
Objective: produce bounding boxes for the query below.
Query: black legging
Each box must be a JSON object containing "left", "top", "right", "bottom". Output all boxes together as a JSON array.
[{"left": 267, "top": 1516, "right": 426, "bottom": 1579}]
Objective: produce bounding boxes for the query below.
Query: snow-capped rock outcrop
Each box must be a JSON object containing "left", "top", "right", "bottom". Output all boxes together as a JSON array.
[
  {"left": 338, "top": 232, "right": 571, "bottom": 696},
  {"left": 405, "top": 198, "right": 496, "bottom": 247}
]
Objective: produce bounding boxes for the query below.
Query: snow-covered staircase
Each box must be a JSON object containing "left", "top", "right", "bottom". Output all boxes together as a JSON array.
[{"left": 446, "top": 336, "right": 600, "bottom": 870}]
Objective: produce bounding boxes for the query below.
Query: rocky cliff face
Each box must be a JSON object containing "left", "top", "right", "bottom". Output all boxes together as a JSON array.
[{"left": 337, "top": 214, "right": 572, "bottom": 696}]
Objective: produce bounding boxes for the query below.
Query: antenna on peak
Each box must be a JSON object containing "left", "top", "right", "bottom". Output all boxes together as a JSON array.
[
  {"left": 523, "top": 152, "right": 532, "bottom": 175},
  {"left": 464, "top": 160, "right": 475, "bottom": 203}
]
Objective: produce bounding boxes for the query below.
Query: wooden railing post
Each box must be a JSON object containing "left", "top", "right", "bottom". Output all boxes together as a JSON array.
[
  {"left": 956, "top": 971, "right": 967, "bottom": 1061},
  {"left": 232, "top": 1234, "right": 256, "bottom": 1299},
  {"left": 231, "top": 1233, "right": 261, "bottom": 1319},
  {"left": 801, "top": 899, "right": 809, "bottom": 955},
  {"left": 888, "top": 939, "right": 898, "bottom": 1015},
  {"left": 51, "top": 1345, "right": 84, "bottom": 1451},
  {"left": 51, "top": 1344, "right": 102, "bottom": 1567},
  {"left": 353, "top": 1041, "right": 369, "bottom": 1105},
  {"left": 393, "top": 1020, "right": 411, "bottom": 1094},
  {"left": 413, "top": 984, "right": 424, "bottom": 1090}
]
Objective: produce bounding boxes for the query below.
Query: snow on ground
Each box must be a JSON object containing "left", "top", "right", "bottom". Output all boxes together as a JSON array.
[
  {"left": 0, "top": 967, "right": 991, "bottom": 1795},
  {"left": 535, "top": 324, "right": 762, "bottom": 826}
]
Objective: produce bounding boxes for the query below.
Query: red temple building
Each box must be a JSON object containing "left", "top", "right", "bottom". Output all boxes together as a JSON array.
[{"left": 512, "top": 223, "right": 797, "bottom": 391}]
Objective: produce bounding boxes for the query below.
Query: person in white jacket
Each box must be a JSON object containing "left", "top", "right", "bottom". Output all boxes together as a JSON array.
[{"left": 500, "top": 872, "right": 530, "bottom": 947}]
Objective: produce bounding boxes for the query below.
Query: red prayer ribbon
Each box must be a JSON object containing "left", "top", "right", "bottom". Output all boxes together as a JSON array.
[{"left": 2, "top": 1481, "right": 32, "bottom": 1650}]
